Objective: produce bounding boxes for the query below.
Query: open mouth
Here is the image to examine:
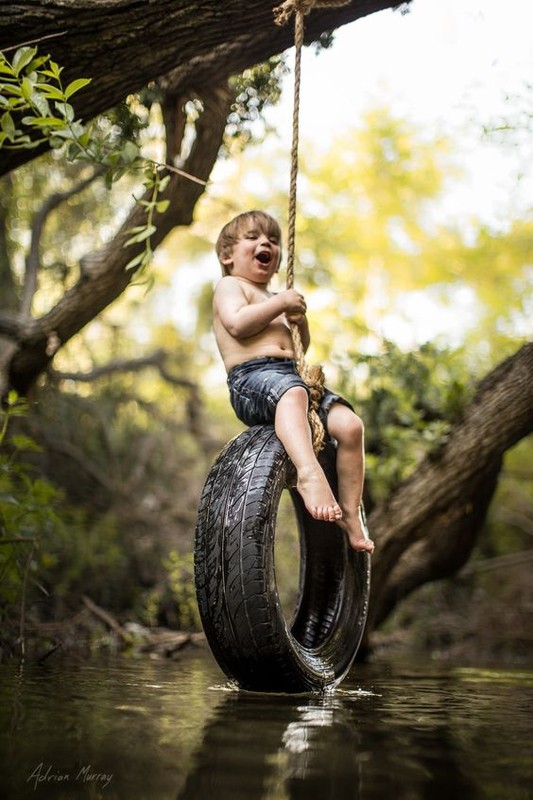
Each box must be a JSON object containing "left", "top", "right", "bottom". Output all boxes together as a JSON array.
[{"left": 256, "top": 251, "right": 271, "bottom": 265}]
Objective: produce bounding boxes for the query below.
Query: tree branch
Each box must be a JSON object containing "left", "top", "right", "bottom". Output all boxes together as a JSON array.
[
  {"left": 370, "top": 460, "right": 500, "bottom": 628},
  {"left": 160, "top": 89, "right": 189, "bottom": 166},
  {"left": 0, "top": 313, "right": 25, "bottom": 339},
  {"left": 20, "top": 166, "right": 106, "bottom": 319},
  {"left": 49, "top": 349, "right": 197, "bottom": 390},
  {"left": 0, "top": 0, "right": 407, "bottom": 176},
  {"left": 366, "top": 342, "right": 533, "bottom": 633}
]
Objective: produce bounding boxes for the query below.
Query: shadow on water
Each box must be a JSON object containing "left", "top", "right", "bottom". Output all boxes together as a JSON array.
[{"left": 1, "top": 651, "right": 532, "bottom": 800}]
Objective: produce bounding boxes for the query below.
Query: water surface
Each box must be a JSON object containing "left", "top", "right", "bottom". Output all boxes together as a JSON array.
[{"left": 1, "top": 649, "right": 531, "bottom": 799}]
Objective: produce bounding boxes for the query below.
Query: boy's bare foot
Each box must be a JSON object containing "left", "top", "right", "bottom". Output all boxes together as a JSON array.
[
  {"left": 337, "top": 508, "right": 375, "bottom": 553},
  {"left": 296, "top": 466, "right": 343, "bottom": 522}
]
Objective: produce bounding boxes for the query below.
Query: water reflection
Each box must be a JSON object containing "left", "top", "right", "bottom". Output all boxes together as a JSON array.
[
  {"left": 178, "top": 680, "right": 485, "bottom": 800},
  {"left": 1, "top": 652, "right": 532, "bottom": 800},
  {"left": 178, "top": 692, "right": 364, "bottom": 800}
]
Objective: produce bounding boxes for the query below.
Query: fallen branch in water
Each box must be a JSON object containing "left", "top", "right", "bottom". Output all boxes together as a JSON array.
[{"left": 82, "top": 594, "right": 131, "bottom": 644}]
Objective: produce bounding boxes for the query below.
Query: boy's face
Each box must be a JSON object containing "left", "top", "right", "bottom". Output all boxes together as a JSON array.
[{"left": 221, "top": 223, "right": 281, "bottom": 286}]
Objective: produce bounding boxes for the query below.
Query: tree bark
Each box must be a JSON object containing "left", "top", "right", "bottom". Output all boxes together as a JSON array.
[
  {"left": 0, "top": 0, "right": 407, "bottom": 176},
  {"left": 363, "top": 342, "right": 533, "bottom": 640}
]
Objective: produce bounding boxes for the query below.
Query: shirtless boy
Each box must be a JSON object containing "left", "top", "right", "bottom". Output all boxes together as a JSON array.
[{"left": 213, "top": 210, "right": 374, "bottom": 553}]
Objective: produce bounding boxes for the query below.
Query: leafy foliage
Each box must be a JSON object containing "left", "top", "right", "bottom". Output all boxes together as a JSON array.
[
  {"left": 0, "top": 392, "right": 127, "bottom": 646},
  {"left": 0, "top": 47, "right": 90, "bottom": 152},
  {"left": 160, "top": 550, "right": 201, "bottom": 631},
  {"left": 0, "top": 46, "right": 146, "bottom": 178},
  {"left": 0, "top": 47, "right": 173, "bottom": 279},
  {"left": 335, "top": 340, "right": 475, "bottom": 501},
  {"left": 226, "top": 56, "right": 288, "bottom": 149}
]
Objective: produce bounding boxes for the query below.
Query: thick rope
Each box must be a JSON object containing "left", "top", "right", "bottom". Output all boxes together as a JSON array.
[
  {"left": 274, "top": 2, "right": 352, "bottom": 283},
  {"left": 274, "top": 0, "right": 350, "bottom": 451}
]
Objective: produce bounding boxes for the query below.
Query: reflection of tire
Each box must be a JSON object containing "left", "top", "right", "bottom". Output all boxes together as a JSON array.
[
  {"left": 176, "top": 692, "right": 361, "bottom": 800},
  {"left": 194, "top": 425, "right": 371, "bottom": 693}
]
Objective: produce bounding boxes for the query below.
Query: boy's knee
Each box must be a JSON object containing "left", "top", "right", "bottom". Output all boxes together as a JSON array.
[
  {"left": 329, "top": 405, "right": 364, "bottom": 443},
  {"left": 279, "top": 386, "right": 309, "bottom": 406},
  {"left": 345, "top": 412, "right": 364, "bottom": 440}
]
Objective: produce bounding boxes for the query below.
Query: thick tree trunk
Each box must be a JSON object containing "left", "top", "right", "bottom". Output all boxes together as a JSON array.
[
  {"left": 363, "top": 342, "right": 533, "bottom": 642},
  {"left": 0, "top": 0, "right": 405, "bottom": 176}
]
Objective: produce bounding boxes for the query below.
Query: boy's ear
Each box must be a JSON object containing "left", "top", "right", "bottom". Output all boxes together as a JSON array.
[{"left": 221, "top": 247, "right": 233, "bottom": 267}]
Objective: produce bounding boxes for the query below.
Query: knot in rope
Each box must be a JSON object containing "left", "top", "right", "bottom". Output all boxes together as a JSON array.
[{"left": 274, "top": 0, "right": 352, "bottom": 27}]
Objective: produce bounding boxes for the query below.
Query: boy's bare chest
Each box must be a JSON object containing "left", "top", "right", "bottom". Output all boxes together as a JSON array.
[{"left": 238, "top": 281, "right": 272, "bottom": 305}]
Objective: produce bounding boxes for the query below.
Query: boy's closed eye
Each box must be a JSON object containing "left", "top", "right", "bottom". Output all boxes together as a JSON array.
[{"left": 243, "top": 229, "right": 279, "bottom": 244}]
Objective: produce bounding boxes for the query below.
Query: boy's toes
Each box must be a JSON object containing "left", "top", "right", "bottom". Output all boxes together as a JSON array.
[
  {"left": 352, "top": 539, "right": 375, "bottom": 553},
  {"left": 306, "top": 503, "right": 343, "bottom": 523},
  {"left": 327, "top": 505, "right": 342, "bottom": 522}
]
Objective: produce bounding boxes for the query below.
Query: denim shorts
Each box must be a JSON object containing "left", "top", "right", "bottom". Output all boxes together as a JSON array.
[{"left": 226, "top": 357, "right": 354, "bottom": 428}]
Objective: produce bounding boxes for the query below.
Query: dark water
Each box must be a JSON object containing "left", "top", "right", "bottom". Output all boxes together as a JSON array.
[{"left": 1, "top": 649, "right": 531, "bottom": 800}]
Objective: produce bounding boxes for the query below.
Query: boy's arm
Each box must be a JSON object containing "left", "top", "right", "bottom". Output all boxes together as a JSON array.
[
  {"left": 296, "top": 315, "right": 311, "bottom": 352},
  {"left": 214, "top": 277, "right": 304, "bottom": 339}
]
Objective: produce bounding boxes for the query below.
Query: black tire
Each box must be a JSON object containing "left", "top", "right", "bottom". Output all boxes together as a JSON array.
[{"left": 194, "top": 425, "right": 371, "bottom": 693}]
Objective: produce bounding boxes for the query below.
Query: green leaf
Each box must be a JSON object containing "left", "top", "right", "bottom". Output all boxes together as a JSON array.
[
  {"left": 27, "top": 55, "right": 49, "bottom": 73},
  {"left": 158, "top": 174, "right": 171, "bottom": 192},
  {"left": 21, "top": 116, "right": 64, "bottom": 128},
  {"left": 63, "top": 78, "right": 91, "bottom": 99},
  {"left": 124, "top": 252, "right": 145, "bottom": 271},
  {"left": 31, "top": 90, "right": 50, "bottom": 117},
  {"left": 18, "top": 136, "right": 47, "bottom": 149},
  {"left": 1, "top": 84, "right": 22, "bottom": 97},
  {"left": 156, "top": 199, "right": 170, "bottom": 213},
  {"left": 20, "top": 76, "right": 35, "bottom": 101},
  {"left": 11, "top": 434, "right": 42, "bottom": 453},
  {"left": 46, "top": 127, "right": 71, "bottom": 140},
  {"left": 34, "top": 84, "right": 64, "bottom": 101},
  {"left": 0, "top": 60, "right": 16, "bottom": 77},
  {"left": 12, "top": 47, "right": 37, "bottom": 76},
  {"left": 0, "top": 112, "right": 15, "bottom": 140},
  {"left": 76, "top": 130, "right": 91, "bottom": 148},
  {"left": 69, "top": 120, "right": 85, "bottom": 138},
  {"left": 6, "top": 95, "right": 25, "bottom": 107},
  {"left": 54, "top": 101, "right": 74, "bottom": 122},
  {"left": 48, "top": 60, "right": 62, "bottom": 79},
  {"left": 123, "top": 224, "right": 156, "bottom": 247}
]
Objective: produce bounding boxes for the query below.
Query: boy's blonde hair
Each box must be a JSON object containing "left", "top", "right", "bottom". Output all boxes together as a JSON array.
[{"left": 215, "top": 210, "right": 282, "bottom": 276}]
